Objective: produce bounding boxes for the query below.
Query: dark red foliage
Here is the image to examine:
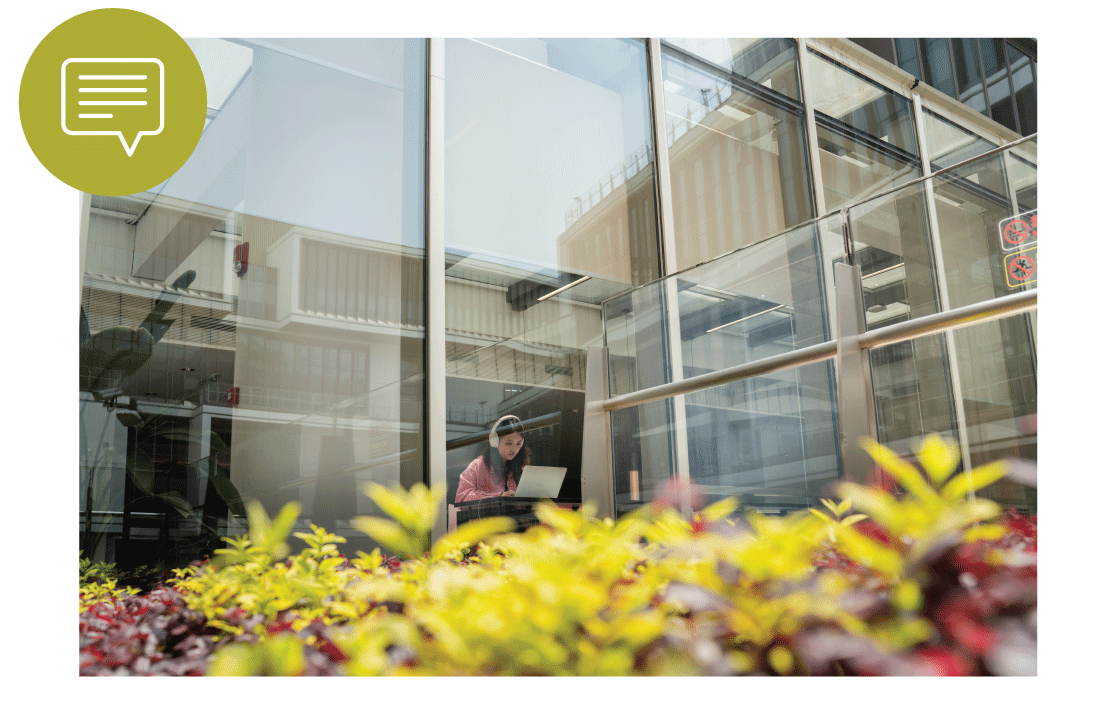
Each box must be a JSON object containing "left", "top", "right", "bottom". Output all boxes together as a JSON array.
[
  {"left": 80, "top": 586, "right": 216, "bottom": 676},
  {"left": 912, "top": 646, "right": 975, "bottom": 676},
  {"left": 852, "top": 519, "right": 896, "bottom": 548}
]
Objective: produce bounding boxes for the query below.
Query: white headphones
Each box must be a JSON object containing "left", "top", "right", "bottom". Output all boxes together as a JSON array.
[{"left": 489, "top": 415, "right": 522, "bottom": 448}]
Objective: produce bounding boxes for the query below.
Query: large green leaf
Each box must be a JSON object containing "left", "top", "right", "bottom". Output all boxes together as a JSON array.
[
  {"left": 207, "top": 461, "right": 246, "bottom": 518},
  {"left": 155, "top": 491, "right": 195, "bottom": 518}
]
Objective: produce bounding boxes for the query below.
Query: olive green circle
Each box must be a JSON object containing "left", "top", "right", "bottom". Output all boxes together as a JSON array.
[{"left": 19, "top": 8, "right": 206, "bottom": 196}]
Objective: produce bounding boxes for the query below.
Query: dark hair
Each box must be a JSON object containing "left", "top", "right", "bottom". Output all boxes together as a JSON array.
[{"left": 478, "top": 419, "right": 531, "bottom": 486}]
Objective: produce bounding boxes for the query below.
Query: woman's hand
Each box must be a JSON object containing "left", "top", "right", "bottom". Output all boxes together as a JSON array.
[{"left": 500, "top": 490, "right": 515, "bottom": 497}]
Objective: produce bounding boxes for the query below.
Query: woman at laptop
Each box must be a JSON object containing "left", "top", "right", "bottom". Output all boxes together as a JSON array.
[{"left": 455, "top": 415, "right": 531, "bottom": 502}]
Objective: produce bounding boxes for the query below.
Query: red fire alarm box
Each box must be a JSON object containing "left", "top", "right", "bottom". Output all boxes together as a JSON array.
[
  {"left": 227, "top": 386, "right": 240, "bottom": 406},
  {"left": 233, "top": 242, "right": 249, "bottom": 277}
]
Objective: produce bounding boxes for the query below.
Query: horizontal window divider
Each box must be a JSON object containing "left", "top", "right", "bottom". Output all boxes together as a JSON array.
[
  {"left": 597, "top": 287, "right": 1035, "bottom": 413},
  {"left": 659, "top": 41, "right": 805, "bottom": 116},
  {"left": 814, "top": 112, "right": 922, "bottom": 167}
]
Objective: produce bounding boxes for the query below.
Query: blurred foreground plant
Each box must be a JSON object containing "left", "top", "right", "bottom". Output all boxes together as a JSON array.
[{"left": 80, "top": 434, "right": 1035, "bottom": 676}]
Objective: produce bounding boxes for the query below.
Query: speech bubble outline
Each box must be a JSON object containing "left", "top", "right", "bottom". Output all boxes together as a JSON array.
[{"left": 61, "top": 57, "right": 165, "bottom": 157}]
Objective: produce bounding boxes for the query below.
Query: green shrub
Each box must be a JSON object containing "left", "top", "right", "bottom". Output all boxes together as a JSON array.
[{"left": 82, "top": 435, "right": 1036, "bottom": 675}]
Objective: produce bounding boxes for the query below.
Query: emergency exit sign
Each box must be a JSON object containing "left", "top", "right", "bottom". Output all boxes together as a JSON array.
[{"left": 999, "top": 209, "right": 1037, "bottom": 251}]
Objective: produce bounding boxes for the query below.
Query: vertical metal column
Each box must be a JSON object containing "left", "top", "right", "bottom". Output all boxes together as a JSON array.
[
  {"left": 797, "top": 39, "right": 828, "bottom": 219},
  {"left": 581, "top": 346, "right": 615, "bottom": 518},
  {"left": 834, "top": 259, "right": 877, "bottom": 485},
  {"left": 913, "top": 93, "right": 973, "bottom": 475},
  {"left": 647, "top": 38, "right": 692, "bottom": 517},
  {"left": 426, "top": 39, "right": 448, "bottom": 540}
]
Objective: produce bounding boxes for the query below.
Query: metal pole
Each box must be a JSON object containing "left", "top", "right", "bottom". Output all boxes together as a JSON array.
[
  {"left": 582, "top": 346, "right": 615, "bottom": 518},
  {"left": 426, "top": 39, "right": 448, "bottom": 540},
  {"left": 648, "top": 38, "right": 692, "bottom": 517},
  {"left": 834, "top": 259, "right": 877, "bottom": 485}
]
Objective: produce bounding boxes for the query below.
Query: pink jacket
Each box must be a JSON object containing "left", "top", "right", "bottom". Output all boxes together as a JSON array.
[{"left": 455, "top": 456, "right": 517, "bottom": 502}]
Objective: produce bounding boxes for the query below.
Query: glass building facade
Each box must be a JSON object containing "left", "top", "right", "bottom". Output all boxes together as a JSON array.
[{"left": 78, "top": 38, "right": 1037, "bottom": 566}]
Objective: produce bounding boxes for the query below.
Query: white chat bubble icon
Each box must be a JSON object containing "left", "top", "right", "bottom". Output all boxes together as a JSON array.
[{"left": 61, "top": 58, "right": 164, "bottom": 157}]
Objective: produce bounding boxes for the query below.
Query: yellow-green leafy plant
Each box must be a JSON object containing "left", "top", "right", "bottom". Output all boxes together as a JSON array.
[{"left": 86, "top": 433, "right": 1032, "bottom": 676}]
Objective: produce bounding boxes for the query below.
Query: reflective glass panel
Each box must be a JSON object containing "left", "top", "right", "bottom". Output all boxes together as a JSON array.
[
  {"left": 868, "top": 334, "right": 959, "bottom": 455},
  {"left": 951, "top": 313, "right": 1036, "bottom": 512},
  {"left": 603, "top": 221, "right": 840, "bottom": 511},
  {"left": 919, "top": 38, "right": 956, "bottom": 98},
  {"left": 981, "top": 39, "right": 1018, "bottom": 133},
  {"left": 931, "top": 142, "right": 1036, "bottom": 309},
  {"left": 444, "top": 38, "right": 658, "bottom": 511},
  {"left": 1008, "top": 44, "right": 1037, "bottom": 136},
  {"left": 894, "top": 38, "right": 921, "bottom": 80},
  {"left": 80, "top": 39, "right": 427, "bottom": 565},
  {"left": 807, "top": 50, "right": 921, "bottom": 211},
  {"left": 953, "top": 38, "right": 987, "bottom": 115},
  {"left": 661, "top": 47, "right": 813, "bottom": 271},
  {"left": 848, "top": 182, "right": 939, "bottom": 327},
  {"left": 661, "top": 38, "right": 800, "bottom": 100},
  {"left": 806, "top": 49, "right": 919, "bottom": 156},
  {"left": 923, "top": 109, "right": 996, "bottom": 170}
]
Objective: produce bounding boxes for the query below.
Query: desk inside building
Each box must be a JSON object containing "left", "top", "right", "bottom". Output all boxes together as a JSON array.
[{"left": 451, "top": 497, "right": 581, "bottom": 532}]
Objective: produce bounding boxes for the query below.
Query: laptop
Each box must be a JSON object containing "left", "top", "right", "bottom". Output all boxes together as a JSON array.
[{"left": 512, "top": 465, "right": 568, "bottom": 498}]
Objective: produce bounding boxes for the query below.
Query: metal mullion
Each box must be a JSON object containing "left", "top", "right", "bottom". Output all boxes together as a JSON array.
[
  {"left": 648, "top": 38, "right": 692, "bottom": 517},
  {"left": 913, "top": 92, "right": 973, "bottom": 476},
  {"left": 797, "top": 39, "right": 828, "bottom": 219},
  {"left": 1004, "top": 41, "right": 1023, "bottom": 135},
  {"left": 426, "top": 38, "right": 448, "bottom": 540},
  {"left": 946, "top": 39, "right": 961, "bottom": 101}
]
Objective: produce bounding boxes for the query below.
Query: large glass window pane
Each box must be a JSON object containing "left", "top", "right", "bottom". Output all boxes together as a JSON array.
[
  {"left": 80, "top": 39, "right": 426, "bottom": 565},
  {"left": 869, "top": 334, "right": 959, "bottom": 455},
  {"left": 932, "top": 146, "right": 1034, "bottom": 308},
  {"left": 806, "top": 49, "right": 919, "bottom": 157},
  {"left": 953, "top": 38, "right": 987, "bottom": 115},
  {"left": 806, "top": 50, "right": 921, "bottom": 211},
  {"left": 443, "top": 38, "right": 658, "bottom": 512},
  {"left": 848, "top": 183, "right": 939, "bottom": 325},
  {"left": 952, "top": 313, "right": 1036, "bottom": 512},
  {"left": 923, "top": 109, "right": 997, "bottom": 170},
  {"left": 661, "top": 47, "right": 813, "bottom": 270},
  {"left": 919, "top": 38, "right": 957, "bottom": 98},
  {"left": 661, "top": 38, "right": 801, "bottom": 101},
  {"left": 894, "top": 38, "right": 921, "bottom": 80},
  {"left": 604, "top": 221, "right": 840, "bottom": 512},
  {"left": 1008, "top": 44, "right": 1037, "bottom": 136},
  {"left": 981, "top": 39, "right": 1018, "bottom": 133}
]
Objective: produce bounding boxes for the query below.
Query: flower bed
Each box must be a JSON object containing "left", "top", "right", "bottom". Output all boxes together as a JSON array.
[{"left": 79, "top": 436, "right": 1035, "bottom": 676}]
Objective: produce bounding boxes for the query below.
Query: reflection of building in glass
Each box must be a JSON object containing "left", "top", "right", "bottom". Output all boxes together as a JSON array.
[{"left": 79, "top": 37, "right": 1037, "bottom": 568}]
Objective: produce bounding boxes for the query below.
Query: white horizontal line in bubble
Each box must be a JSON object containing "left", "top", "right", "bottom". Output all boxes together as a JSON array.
[
  {"left": 78, "top": 87, "right": 148, "bottom": 93},
  {"left": 78, "top": 75, "right": 148, "bottom": 80},
  {"left": 78, "top": 101, "right": 147, "bottom": 106},
  {"left": 78, "top": 114, "right": 113, "bottom": 119}
]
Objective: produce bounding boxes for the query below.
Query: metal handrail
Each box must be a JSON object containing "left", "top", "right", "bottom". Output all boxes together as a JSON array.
[{"left": 597, "top": 288, "right": 1036, "bottom": 413}]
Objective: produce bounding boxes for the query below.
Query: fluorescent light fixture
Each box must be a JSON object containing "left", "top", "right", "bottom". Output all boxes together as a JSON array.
[
  {"left": 864, "top": 262, "right": 905, "bottom": 278},
  {"left": 935, "top": 194, "right": 966, "bottom": 208},
  {"left": 838, "top": 152, "right": 871, "bottom": 168},
  {"left": 706, "top": 305, "right": 784, "bottom": 333},
  {"left": 535, "top": 275, "right": 591, "bottom": 302}
]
